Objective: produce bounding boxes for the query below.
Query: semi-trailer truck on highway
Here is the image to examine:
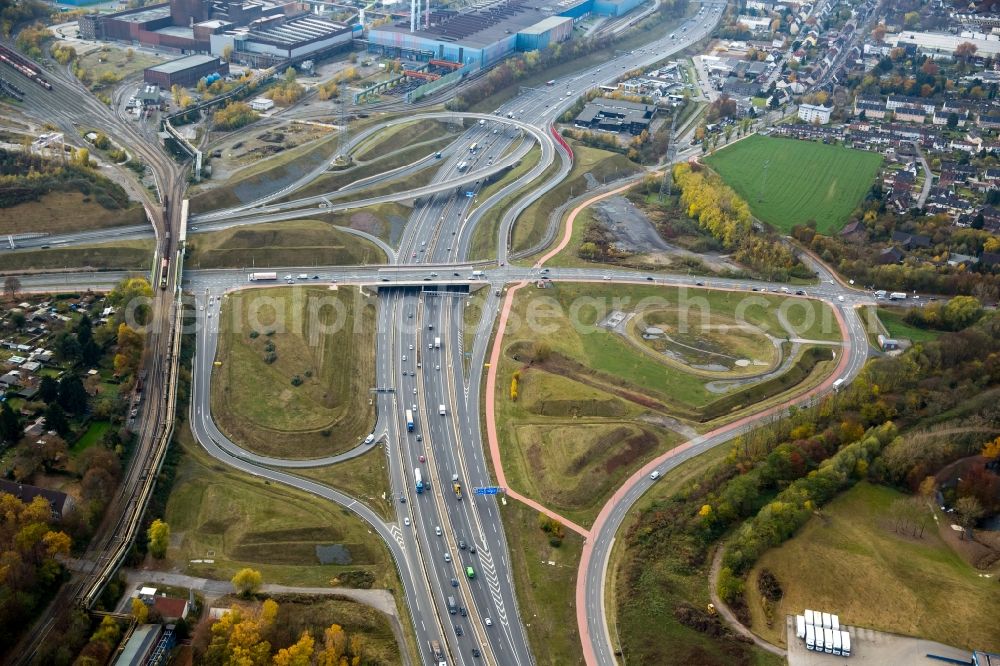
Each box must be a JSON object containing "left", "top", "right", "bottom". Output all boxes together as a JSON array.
[
  {"left": 415, "top": 468, "right": 424, "bottom": 493},
  {"left": 429, "top": 640, "right": 443, "bottom": 658},
  {"left": 249, "top": 272, "right": 278, "bottom": 281},
  {"left": 406, "top": 409, "right": 414, "bottom": 432}
]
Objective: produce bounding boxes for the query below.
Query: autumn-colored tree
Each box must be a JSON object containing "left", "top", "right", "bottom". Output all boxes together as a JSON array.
[
  {"left": 955, "top": 496, "right": 984, "bottom": 539},
  {"left": 0, "top": 493, "right": 72, "bottom": 644},
  {"left": 232, "top": 567, "right": 263, "bottom": 596},
  {"left": 272, "top": 630, "right": 315, "bottom": 666},
  {"left": 983, "top": 436, "right": 1000, "bottom": 460},
  {"left": 114, "top": 323, "right": 144, "bottom": 378},
  {"left": 317, "top": 624, "right": 347, "bottom": 665},
  {"left": 131, "top": 597, "right": 149, "bottom": 623},
  {"left": 955, "top": 41, "right": 977, "bottom": 59},
  {"left": 205, "top": 602, "right": 274, "bottom": 664},
  {"left": 147, "top": 518, "right": 169, "bottom": 558}
]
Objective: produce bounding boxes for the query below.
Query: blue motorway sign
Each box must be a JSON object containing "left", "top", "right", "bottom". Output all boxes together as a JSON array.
[{"left": 475, "top": 486, "right": 502, "bottom": 495}]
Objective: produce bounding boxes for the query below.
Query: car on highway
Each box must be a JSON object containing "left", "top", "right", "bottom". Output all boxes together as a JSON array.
[
  {"left": 460, "top": 606, "right": 468, "bottom": 617},
  {"left": 413, "top": 387, "right": 418, "bottom": 394},
  {"left": 695, "top": 281, "right": 704, "bottom": 286},
  {"left": 400, "top": 495, "right": 406, "bottom": 503},
  {"left": 451, "top": 578, "right": 459, "bottom": 587},
  {"left": 472, "top": 648, "right": 480, "bottom": 658},
  {"left": 404, "top": 517, "right": 410, "bottom": 526},
  {"left": 484, "top": 618, "right": 492, "bottom": 627},
  {"left": 435, "top": 526, "right": 441, "bottom": 536},
  {"left": 459, "top": 540, "right": 467, "bottom": 550},
  {"left": 650, "top": 470, "right": 661, "bottom": 480},
  {"left": 837, "top": 295, "right": 845, "bottom": 302},
  {"left": 455, "top": 625, "right": 463, "bottom": 636},
  {"left": 603, "top": 275, "right": 611, "bottom": 280},
  {"left": 419, "top": 455, "right": 425, "bottom": 462},
  {"left": 402, "top": 355, "right": 407, "bottom": 361},
  {"left": 444, "top": 552, "right": 451, "bottom": 563}
]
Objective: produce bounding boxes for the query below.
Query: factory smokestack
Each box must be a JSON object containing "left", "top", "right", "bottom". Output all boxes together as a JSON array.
[
  {"left": 410, "top": 0, "right": 416, "bottom": 32},
  {"left": 425, "top": 0, "right": 429, "bottom": 28}
]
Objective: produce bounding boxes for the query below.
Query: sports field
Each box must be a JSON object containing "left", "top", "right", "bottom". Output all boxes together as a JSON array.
[{"left": 705, "top": 135, "right": 882, "bottom": 234}]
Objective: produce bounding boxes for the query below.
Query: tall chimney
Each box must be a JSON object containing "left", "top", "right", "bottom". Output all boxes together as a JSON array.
[
  {"left": 410, "top": 0, "right": 416, "bottom": 32},
  {"left": 424, "top": 0, "right": 429, "bottom": 28}
]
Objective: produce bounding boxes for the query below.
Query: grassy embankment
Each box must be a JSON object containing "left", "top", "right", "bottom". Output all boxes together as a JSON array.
[
  {"left": 609, "top": 445, "right": 783, "bottom": 666},
  {"left": 510, "top": 142, "right": 640, "bottom": 257},
  {"left": 185, "top": 220, "right": 385, "bottom": 269},
  {"left": 292, "top": 448, "right": 393, "bottom": 521},
  {"left": 704, "top": 135, "right": 883, "bottom": 234},
  {"left": 165, "top": 424, "right": 395, "bottom": 591},
  {"left": 353, "top": 119, "right": 459, "bottom": 161},
  {"left": 0, "top": 191, "right": 147, "bottom": 235},
  {"left": 211, "top": 286, "right": 376, "bottom": 459},
  {"left": 190, "top": 133, "right": 340, "bottom": 213},
  {"left": 0, "top": 240, "right": 154, "bottom": 273},
  {"left": 745, "top": 481, "right": 1000, "bottom": 652},
  {"left": 494, "top": 282, "right": 840, "bottom": 527}
]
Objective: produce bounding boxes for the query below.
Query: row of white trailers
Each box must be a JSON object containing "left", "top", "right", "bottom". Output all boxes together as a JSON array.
[{"left": 796, "top": 610, "right": 851, "bottom": 657}]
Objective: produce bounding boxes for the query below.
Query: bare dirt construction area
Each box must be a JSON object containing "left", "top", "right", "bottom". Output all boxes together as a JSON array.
[
  {"left": 590, "top": 194, "right": 738, "bottom": 272},
  {"left": 204, "top": 122, "right": 333, "bottom": 182}
]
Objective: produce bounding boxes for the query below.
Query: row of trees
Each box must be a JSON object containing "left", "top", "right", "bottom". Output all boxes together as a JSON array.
[
  {"left": 721, "top": 422, "right": 898, "bottom": 579},
  {"left": 267, "top": 67, "right": 305, "bottom": 107},
  {"left": 0, "top": 493, "right": 72, "bottom": 650},
  {"left": 621, "top": 312, "right": 1000, "bottom": 640},
  {"left": 0, "top": 147, "right": 130, "bottom": 210},
  {"left": 214, "top": 101, "right": 260, "bottom": 131},
  {"left": 673, "top": 163, "right": 809, "bottom": 280},
  {"left": 195, "top": 597, "right": 367, "bottom": 666},
  {"left": 903, "top": 295, "right": 983, "bottom": 331}
]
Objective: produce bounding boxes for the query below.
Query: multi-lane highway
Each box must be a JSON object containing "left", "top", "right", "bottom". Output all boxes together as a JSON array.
[{"left": 6, "top": 1, "right": 881, "bottom": 665}]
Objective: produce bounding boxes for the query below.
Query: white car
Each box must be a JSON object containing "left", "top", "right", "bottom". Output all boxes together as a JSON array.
[
  {"left": 404, "top": 517, "right": 410, "bottom": 526},
  {"left": 837, "top": 295, "right": 845, "bottom": 302},
  {"left": 650, "top": 470, "right": 661, "bottom": 480},
  {"left": 484, "top": 618, "right": 492, "bottom": 627}
]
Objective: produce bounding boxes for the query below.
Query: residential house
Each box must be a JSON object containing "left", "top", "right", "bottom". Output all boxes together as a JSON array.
[
  {"left": 876, "top": 246, "right": 905, "bottom": 264},
  {"left": 152, "top": 596, "right": 190, "bottom": 622},
  {"left": 0, "top": 479, "right": 75, "bottom": 519},
  {"left": 798, "top": 103, "right": 833, "bottom": 124},
  {"left": 890, "top": 230, "right": 931, "bottom": 249},
  {"left": 894, "top": 104, "right": 927, "bottom": 123}
]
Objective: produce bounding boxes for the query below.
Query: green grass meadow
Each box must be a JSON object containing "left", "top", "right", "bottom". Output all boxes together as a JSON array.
[
  {"left": 705, "top": 135, "right": 882, "bottom": 234},
  {"left": 745, "top": 482, "right": 1000, "bottom": 652}
]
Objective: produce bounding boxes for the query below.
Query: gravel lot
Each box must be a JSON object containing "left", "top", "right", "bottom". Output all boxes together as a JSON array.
[{"left": 784, "top": 615, "right": 973, "bottom": 666}]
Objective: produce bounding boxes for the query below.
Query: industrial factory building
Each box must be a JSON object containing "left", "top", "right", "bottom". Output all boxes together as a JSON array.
[
  {"left": 367, "top": 0, "right": 642, "bottom": 69},
  {"left": 143, "top": 53, "right": 229, "bottom": 88},
  {"left": 79, "top": 0, "right": 356, "bottom": 64},
  {"left": 210, "top": 14, "right": 357, "bottom": 62}
]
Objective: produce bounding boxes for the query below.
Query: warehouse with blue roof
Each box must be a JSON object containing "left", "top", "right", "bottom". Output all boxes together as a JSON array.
[{"left": 367, "top": 0, "right": 646, "bottom": 70}]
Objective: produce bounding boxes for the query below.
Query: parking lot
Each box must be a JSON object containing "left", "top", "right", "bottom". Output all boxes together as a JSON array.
[{"left": 785, "top": 615, "right": 973, "bottom": 666}]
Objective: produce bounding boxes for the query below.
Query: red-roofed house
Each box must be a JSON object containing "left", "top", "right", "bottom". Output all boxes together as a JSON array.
[{"left": 152, "top": 596, "right": 189, "bottom": 622}]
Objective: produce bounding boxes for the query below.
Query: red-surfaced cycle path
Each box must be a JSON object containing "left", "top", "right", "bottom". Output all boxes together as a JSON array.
[{"left": 482, "top": 181, "right": 853, "bottom": 665}]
